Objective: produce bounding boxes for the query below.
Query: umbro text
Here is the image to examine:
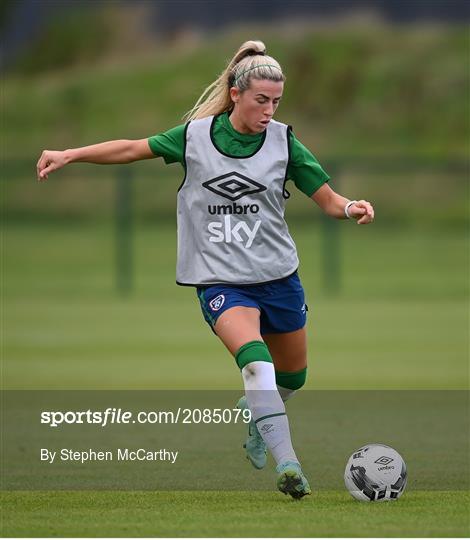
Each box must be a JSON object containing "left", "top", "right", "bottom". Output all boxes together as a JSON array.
[{"left": 207, "top": 203, "right": 260, "bottom": 215}]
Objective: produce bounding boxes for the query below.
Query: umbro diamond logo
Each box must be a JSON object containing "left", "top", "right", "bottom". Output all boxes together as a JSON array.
[
  {"left": 374, "top": 456, "right": 394, "bottom": 466},
  {"left": 202, "top": 172, "right": 266, "bottom": 201},
  {"left": 260, "top": 424, "right": 274, "bottom": 433}
]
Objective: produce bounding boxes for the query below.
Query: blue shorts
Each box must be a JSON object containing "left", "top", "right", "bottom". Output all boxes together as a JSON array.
[{"left": 196, "top": 271, "right": 308, "bottom": 334}]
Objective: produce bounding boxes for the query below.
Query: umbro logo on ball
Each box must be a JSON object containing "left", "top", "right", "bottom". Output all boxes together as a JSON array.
[{"left": 374, "top": 456, "right": 394, "bottom": 466}]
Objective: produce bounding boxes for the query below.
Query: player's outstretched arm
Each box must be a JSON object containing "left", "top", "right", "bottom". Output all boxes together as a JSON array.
[
  {"left": 36, "top": 138, "right": 154, "bottom": 182},
  {"left": 311, "top": 183, "right": 374, "bottom": 224}
]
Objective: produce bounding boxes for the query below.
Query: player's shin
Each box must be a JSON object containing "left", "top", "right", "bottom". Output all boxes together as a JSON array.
[
  {"left": 242, "top": 365, "right": 299, "bottom": 465},
  {"left": 236, "top": 342, "right": 299, "bottom": 465}
]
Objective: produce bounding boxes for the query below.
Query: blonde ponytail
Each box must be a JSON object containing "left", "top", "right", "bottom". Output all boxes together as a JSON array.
[{"left": 183, "top": 40, "right": 285, "bottom": 122}]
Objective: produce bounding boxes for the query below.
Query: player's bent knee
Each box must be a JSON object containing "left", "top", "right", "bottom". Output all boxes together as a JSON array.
[
  {"left": 275, "top": 367, "right": 307, "bottom": 390},
  {"left": 235, "top": 340, "right": 273, "bottom": 370}
]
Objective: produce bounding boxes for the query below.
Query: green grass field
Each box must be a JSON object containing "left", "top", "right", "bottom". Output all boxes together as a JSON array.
[
  {"left": 2, "top": 491, "right": 469, "bottom": 537},
  {"left": 2, "top": 221, "right": 468, "bottom": 536},
  {"left": 4, "top": 222, "right": 468, "bottom": 390}
]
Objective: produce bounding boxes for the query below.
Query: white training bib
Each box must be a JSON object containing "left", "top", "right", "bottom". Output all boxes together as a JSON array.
[{"left": 176, "top": 115, "right": 299, "bottom": 286}]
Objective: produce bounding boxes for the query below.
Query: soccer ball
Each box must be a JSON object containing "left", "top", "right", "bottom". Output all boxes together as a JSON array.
[{"left": 344, "top": 443, "right": 407, "bottom": 502}]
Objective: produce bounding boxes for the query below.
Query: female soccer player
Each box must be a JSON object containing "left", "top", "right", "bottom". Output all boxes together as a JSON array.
[{"left": 37, "top": 40, "right": 374, "bottom": 499}]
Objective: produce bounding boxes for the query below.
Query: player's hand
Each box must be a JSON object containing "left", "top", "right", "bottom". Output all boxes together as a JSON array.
[
  {"left": 37, "top": 150, "right": 68, "bottom": 182},
  {"left": 348, "top": 200, "right": 375, "bottom": 224}
]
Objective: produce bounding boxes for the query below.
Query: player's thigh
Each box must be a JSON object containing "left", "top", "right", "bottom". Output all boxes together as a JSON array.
[
  {"left": 214, "top": 306, "right": 262, "bottom": 355},
  {"left": 263, "top": 327, "right": 307, "bottom": 372}
]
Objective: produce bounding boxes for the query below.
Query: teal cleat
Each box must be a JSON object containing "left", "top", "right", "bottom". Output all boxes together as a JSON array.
[
  {"left": 276, "top": 460, "right": 312, "bottom": 500},
  {"left": 236, "top": 396, "right": 267, "bottom": 470}
]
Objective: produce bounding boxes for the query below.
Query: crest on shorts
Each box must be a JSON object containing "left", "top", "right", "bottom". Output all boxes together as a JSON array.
[{"left": 209, "top": 294, "right": 225, "bottom": 311}]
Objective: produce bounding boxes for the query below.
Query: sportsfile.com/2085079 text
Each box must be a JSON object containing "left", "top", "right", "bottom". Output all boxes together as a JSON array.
[{"left": 40, "top": 407, "right": 252, "bottom": 428}]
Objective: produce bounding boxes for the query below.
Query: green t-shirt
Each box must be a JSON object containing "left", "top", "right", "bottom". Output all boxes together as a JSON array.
[{"left": 148, "top": 112, "right": 329, "bottom": 197}]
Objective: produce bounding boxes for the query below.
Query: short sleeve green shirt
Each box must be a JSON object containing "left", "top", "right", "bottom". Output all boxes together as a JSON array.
[{"left": 148, "top": 112, "right": 329, "bottom": 197}]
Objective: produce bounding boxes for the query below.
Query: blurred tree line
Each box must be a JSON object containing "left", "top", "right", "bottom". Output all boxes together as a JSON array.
[{"left": 2, "top": 3, "right": 468, "bottom": 226}]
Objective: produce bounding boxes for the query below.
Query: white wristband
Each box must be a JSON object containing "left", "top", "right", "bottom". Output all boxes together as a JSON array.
[{"left": 344, "top": 200, "right": 357, "bottom": 219}]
